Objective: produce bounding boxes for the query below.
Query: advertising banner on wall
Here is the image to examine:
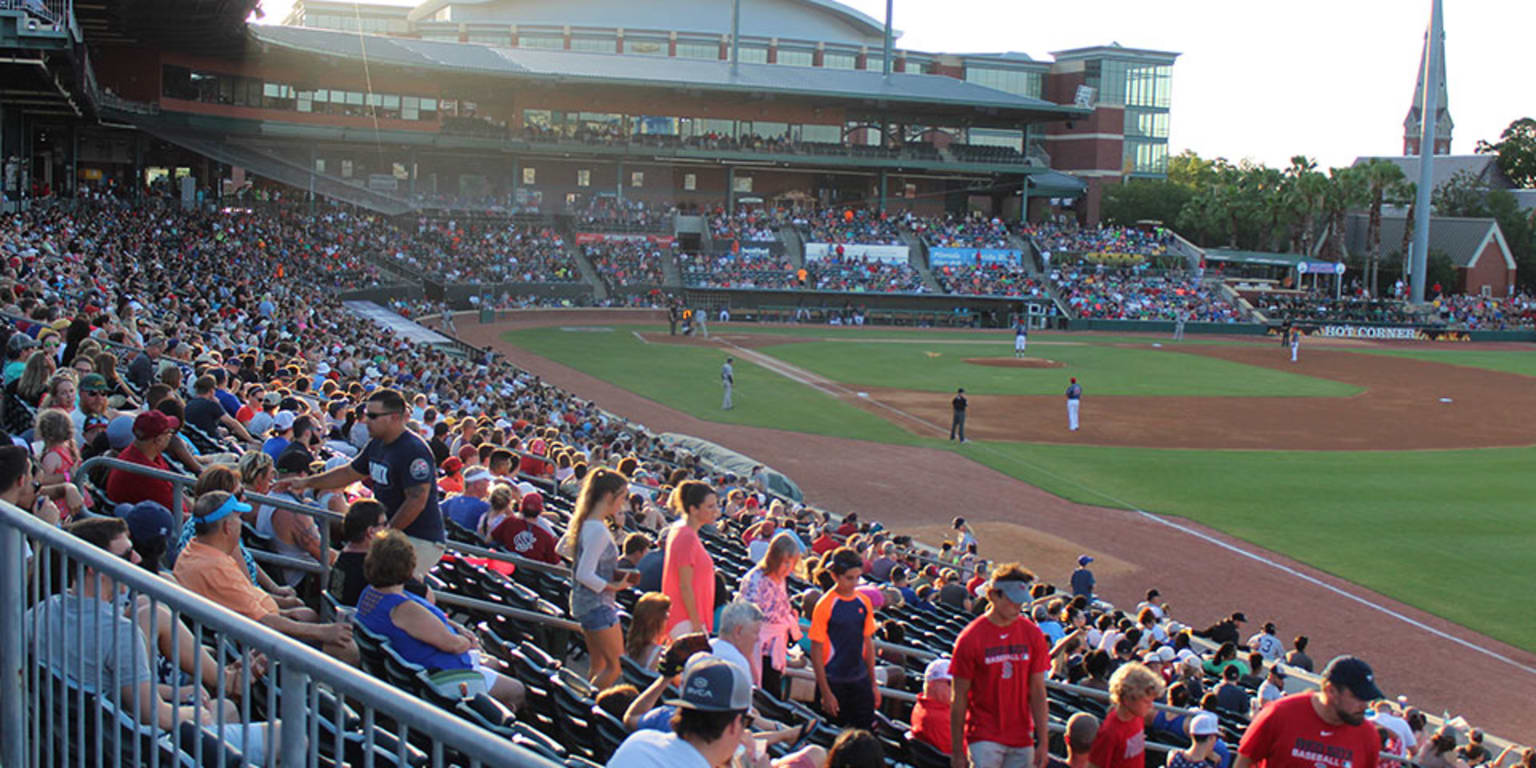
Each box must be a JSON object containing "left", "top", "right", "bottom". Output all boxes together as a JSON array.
[
  {"left": 712, "top": 241, "right": 785, "bottom": 258},
  {"left": 929, "top": 247, "right": 1023, "bottom": 267},
  {"left": 575, "top": 232, "right": 676, "bottom": 247},
  {"left": 1272, "top": 324, "right": 1472, "bottom": 342},
  {"left": 804, "top": 243, "right": 910, "bottom": 264}
]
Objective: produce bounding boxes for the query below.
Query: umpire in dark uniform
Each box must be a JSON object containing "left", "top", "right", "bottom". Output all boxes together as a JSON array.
[{"left": 949, "top": 388, "right": 967, "bottom": 442}]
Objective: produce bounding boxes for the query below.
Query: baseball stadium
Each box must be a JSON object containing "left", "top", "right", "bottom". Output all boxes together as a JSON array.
[{"left": 1, "top": 0, "right": 1534, "bottom": 767}]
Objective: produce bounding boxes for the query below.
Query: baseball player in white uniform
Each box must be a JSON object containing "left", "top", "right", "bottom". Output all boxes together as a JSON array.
[
  {"left": 1014, "top": 324, "right": 1028, "bottom": 358},
  {"left": 1290, "top": 328, "right": 1300, "bottom": 362},
  {"left": 721, "top": 356, "right": 735, "bottom": 409},
  {"left": 1066, "top": 377, "right": 1082, "bottom": 431}
]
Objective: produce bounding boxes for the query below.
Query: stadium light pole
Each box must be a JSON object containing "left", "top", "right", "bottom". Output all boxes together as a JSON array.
[
  {"left": 882, "top": 0, "right": 893, "bottom": 78},
  {"left": 1409, "top": 0, "right": 1443, "bottom": 304},
  {"left": 730, "top": 0, "right": 741, "bottom": 76}
]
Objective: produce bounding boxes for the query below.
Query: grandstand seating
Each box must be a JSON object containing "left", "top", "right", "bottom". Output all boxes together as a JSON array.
[
  {"left": 0, "top": 197, "right": 1507, "bottom": 768},
  {"left": 801, "top": 208, "right": 905, "bottom": 246},
  {"left": 1432, "top": 293, "right": 1536, "bottom": 330},
  {"left": 809, "top": 256, "right": 927, "bottom": 293},
  {"left": 936, "top": 265, "right": 1046, "bottom": 298},
  {"left": 585, "top": 240, "right": 669, "bottom": 286},
  {"left": 679, "top": 252, "right": 798, "bottom": 290},
  {"left": 1053, "top": 267, "right": 1243, "bottom": 322},
  {"left": 1255, "top": 293, "right": 1417, "bottom": 325}
]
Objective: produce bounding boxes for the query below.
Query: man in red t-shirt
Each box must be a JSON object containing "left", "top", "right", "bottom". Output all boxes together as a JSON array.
[
  {"left": 949, "top": 562, "right": 1050, "bottom": 768},
  {"left": 911, "top": 657, "right": 955, "bottom": 754},
  {"left": 105, "top": 411, "right": 184, "bottom": 515},
  {"left": 491, "top": 493, "right": 559, "bottom": 564},
  {"left": 1235, "top": 656, "right": 1383, "bottom": 768}
]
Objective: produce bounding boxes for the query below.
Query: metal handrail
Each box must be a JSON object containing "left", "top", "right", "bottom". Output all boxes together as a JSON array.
[{"left": 0, "top": 503, "right": 561, "bottom": 768}]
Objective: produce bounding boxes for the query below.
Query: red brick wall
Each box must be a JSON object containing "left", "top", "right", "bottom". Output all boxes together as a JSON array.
[{"left": 1458, "top": 239, "right": 1513, "bottom": 296}]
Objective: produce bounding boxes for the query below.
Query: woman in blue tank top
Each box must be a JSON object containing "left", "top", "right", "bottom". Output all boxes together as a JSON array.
[{"left": 354, "top": 530, "right": 526, "bottom": 712}]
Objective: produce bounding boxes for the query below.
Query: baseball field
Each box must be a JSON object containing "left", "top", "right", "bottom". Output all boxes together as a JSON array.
[{"left": 459, "top": 311, "right": 1536, "bottom": 734}]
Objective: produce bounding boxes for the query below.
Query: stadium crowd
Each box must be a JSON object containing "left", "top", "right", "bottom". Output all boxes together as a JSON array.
[
  {"left": 802, "top": 209, "right": 905, "bottom": 246},
  {"left": 810, "top": 256, "right": 927, "bottom": 293},
  {"left": 912, "top": 215, "right": 1014, "bottom": 250},
  {"left": 937, "top": 265, "right": 1047, "bottom": 298},
  {"left": 1026, "top": 222, "right": 1173, "bottom": 260},
  {"left": 679, "top": 251, "right": 799, "bottom": 290},
  {"left": 1, "top": 196, "right": 1525, "bottom": 768},
  {"left": 569, "top": 198, "right": 676, "bottom": 234},
  {"left": 710, "top": 208, "right": 790, "bottom": 244},
  {"left": 1054, "top": 267, "right": 1244, "bottom": 322},
  {"left": 398, "top": 220, "right": 582, "bottom": 283},
  {"left": 1431, "top": 293, "right": 1536, "bottom": 330},
  {"left": 585, "top": 240, "right": 671, "bottom": 286},
  {"left": 1254, "top": 293, "right": 1417, "bottom": 326}
]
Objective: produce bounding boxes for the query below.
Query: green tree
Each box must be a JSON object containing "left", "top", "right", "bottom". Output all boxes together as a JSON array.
[
  {"left": 1475, "top": 117, "right": 1536, "bottom": 188},
  {"left": 1101, "top": 179, "right": 1193, "bottom": 227},
  {"left": 1318, "top": 166, "right": 1366, "bottom": 262},
  {"left": 1357, "top": 159, "right": 1407, "bottom": 295},
  {"left": 1282, "top": 156, "right": 1328, "bottom": 256}
]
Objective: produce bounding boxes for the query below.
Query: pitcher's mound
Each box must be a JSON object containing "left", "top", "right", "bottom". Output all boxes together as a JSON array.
[{"left": 964, "top": 357, "right": 1065, "bottom": 369}]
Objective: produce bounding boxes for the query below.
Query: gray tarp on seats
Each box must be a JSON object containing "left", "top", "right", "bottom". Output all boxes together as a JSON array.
[{"left": 660, "top": 433, "right": 803, "bottom": 503}]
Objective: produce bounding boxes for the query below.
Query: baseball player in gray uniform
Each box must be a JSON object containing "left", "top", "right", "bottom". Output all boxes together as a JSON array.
[
  {"left": 721, "top": 356, "right": 735, "bottom": 410},
  {"left": 1066, "top": 377, "right": 1082, "bottom": 431}
]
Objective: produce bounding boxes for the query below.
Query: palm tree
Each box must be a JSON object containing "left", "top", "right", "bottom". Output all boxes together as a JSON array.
[
  {"left": 1283, "top": 156, "right": 1327, "bottom": 256},
  {"left": 1391, "top": 180, "right": 1419, "bottom": 292},
  {"left": 1320, "top": 166, "right": 1365, "bottom": 263},
  {"left": 1357, "top": 159, "right": 1407, "bottom": 295}
]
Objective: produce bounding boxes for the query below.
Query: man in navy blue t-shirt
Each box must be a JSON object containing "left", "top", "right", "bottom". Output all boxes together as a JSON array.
[{"left": 280, "top": 388, "right": 445, "bottom": 578}]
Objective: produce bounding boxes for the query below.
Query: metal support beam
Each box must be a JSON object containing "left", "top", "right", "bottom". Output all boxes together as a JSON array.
[
  {"left": 729, "top": 0, "right": 741, "bottom": 76},
  {"left": 881, "top": 0, "right": 893, "bottom": 78},
  {"left": 1410, "top": 0, "right": 1442, "bottom": 304}
]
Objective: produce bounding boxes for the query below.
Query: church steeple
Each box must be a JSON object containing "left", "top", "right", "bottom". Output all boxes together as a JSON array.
[{"left": 1404, "top": 0, "right": 1452, "bottom": 155}]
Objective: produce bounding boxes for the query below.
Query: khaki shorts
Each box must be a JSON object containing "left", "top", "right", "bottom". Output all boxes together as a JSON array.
[{"left": 405, "top": 535, "right": 447, "bottom": 580}]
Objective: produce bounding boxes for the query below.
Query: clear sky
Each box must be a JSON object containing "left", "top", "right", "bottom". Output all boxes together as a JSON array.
[{"left": 250, "top": 0, "right": 1533, "bottom": 170}]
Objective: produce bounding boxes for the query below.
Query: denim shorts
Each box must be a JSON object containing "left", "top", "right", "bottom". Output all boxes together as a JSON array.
[{"left": 580, "top": 602, "right": 619, "bottom": 631}]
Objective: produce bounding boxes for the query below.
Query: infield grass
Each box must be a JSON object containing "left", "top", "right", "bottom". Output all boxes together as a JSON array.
[
  {"left": 760, "top": 340, "right": 1360, "bottom": 397},
  {"left": 1353, "top": 347, "right": 1536, "bottom": 378}
]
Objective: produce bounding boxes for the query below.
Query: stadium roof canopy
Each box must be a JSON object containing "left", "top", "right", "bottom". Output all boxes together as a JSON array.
[
  {"left": 1204, "top": 248, "right": 1305, "bottom": 266},
  {"left": 76, "top": 0, "right": 258, "bottom": 55},
  {"left": 249, "top": 25, "right": 1090, "bottom": 127}
]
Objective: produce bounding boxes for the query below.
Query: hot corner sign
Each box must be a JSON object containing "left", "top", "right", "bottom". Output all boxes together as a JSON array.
[{"left": 1296, "top": 261, "right": 1346, "bottom": 275}]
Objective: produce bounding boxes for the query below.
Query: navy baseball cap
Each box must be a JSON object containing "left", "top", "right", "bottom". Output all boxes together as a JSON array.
[
  {"left": 1077, "top": 554, "right": 1094, "bottom": 566},
  {"left": 665, "top": 655, "right": 752, "bottom": 712},
  {"left": 1322, "top": 655, "right": 1384, "bottom": 701},
  {"left": 117, "top": 501, "right": 174, "bottom": 549}
]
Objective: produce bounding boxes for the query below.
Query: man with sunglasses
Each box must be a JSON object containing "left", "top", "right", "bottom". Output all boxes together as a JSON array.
[
  {"left": 278, "top": 388, "right": 445, "bottom": 579},
  {"left": 71, "top": 373, "right": 127, "bottom": 441}
]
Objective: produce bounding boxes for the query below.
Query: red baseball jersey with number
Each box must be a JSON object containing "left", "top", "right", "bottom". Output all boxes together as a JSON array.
[{"left": 949, "top": 614, "right": 1050, "bottom": 748}]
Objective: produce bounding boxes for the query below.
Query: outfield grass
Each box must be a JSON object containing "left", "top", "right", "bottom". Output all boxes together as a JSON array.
[
  {"left": 501, "top": 327, "right": 919, "bottom": 444},
  {"left": 961, "top": 441, "right": 1536, "bottom": 653},
  {"left": 1353, "top": 347, "right": 1536, "bottom": 378},
  {"left": 761, "top": 340, "right": 1361, "bottom": 397}
]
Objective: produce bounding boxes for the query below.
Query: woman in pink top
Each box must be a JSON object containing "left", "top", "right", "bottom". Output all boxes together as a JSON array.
[{"left": 661, "top": 480, "right": 718, "bottom": 638}]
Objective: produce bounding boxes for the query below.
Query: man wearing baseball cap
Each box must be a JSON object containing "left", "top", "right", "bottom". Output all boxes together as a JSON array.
[
  {"left": 912, "top": 657, "right": 955, "bottom": 754},
  {"left": 1071, "top": 555, "right": 1095, "bottom": 600},
  {"left": 608, "top": 655, "right": 753, "bottom": 766},
  {"left": 441, "top": 466, "right": 492, "bottom": 533},
  {"left": 1234, "top": 655, "right": 1383, "bottom": 768},
  {"left": 950, "top": 562, "right": 1050, "bottom": 768},
  {"left": 104, "top": 411, "right": 183, "bottom": 514}
]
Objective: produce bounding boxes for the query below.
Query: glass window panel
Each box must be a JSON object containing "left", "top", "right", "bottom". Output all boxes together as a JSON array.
[
  {"left": 800, "top": 124, "right": 841, "bottom": 143},
  {"left": 420, "top": 98, "right": 437, "bottom": 111},
  {"left": 631, "top": 171, "right": 644, "bottom": 187},
  {"left": 752, "top": 121, "right": 788, "bottom": 139},
  {"left": 776, "top": 49, "right": 813, "bottom": 67},
  {"left": 519, "top": 35, "right": 565, "bottom": 50},
  {"left": 577, "top": 169, "right": 591, "bottom": 187},
  {"left": 570, "top": 37, "right": 614, "bottom": 52},
  {"left": 864, "top": 55, "right": 884, "bottom": 72},
  {"left": 735, "top": 46, "right": 768, "bottom": 64},
  {"left": 523, "top": 167, "right": 536, "bottom": 184},
  {"left": 823, "top": 52, "right": 856, "bottom": 69},
  {"left": 684, "top": 173, "right": 696, "bottom": 191},
  {"left": 675, "top": 41, "right": 719, "bottom": 59}
]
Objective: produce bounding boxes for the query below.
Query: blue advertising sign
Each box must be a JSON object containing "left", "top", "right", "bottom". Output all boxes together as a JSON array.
[{"left": 929, "top": 247, "right": 1022, "bottom": 267}]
